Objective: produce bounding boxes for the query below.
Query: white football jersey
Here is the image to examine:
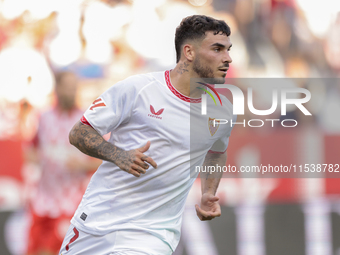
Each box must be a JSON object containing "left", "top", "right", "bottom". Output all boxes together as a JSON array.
[{"left": 71, "top": 70, "right": 235, "bottom": 250}]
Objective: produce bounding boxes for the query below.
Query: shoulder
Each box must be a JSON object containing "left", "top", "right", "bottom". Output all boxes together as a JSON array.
[
  {"left": 217, "top": 93, "right": 233, "bottom": 111},
  {"left": 211, "top": 93, "right": 236, "bottom": 121},
  {"left": 100, "top": 71, "right": 166, "bottom": 102},
  {"left": 219, "top": 94, "right": 238, "bottom": 123},
  {"left": 113, "top": 71, "right": 166, "bottom": 91}
]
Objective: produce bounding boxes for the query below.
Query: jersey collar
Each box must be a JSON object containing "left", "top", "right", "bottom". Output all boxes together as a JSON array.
[{"left": 165, "top": 70, "right": 201, "bottom": 103}]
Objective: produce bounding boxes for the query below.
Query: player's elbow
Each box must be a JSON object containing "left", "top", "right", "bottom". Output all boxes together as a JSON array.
[
  {"left": 69, "top": 122, "right": 79, "bottom": 146},
  {"left": 69, "top": 128, "right": 75, "bottom": 146}
]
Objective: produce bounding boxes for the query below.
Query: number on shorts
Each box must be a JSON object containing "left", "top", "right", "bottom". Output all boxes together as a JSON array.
[{"left": 66, "top": 227, "right": 79, "bottom": 251}]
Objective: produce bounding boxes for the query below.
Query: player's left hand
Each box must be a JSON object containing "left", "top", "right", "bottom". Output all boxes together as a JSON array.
[{"left": 195, "top": 193, "right": 221, "bottom": 221}]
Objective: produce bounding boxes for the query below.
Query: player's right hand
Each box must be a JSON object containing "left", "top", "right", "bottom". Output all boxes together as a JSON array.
[{"left": 114, "top": 141, "right": 157, "bottom": 177}]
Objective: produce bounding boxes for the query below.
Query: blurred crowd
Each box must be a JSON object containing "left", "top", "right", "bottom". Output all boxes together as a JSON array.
[{"left": 0, "top": 0, "right": 339, "bottom": 142}]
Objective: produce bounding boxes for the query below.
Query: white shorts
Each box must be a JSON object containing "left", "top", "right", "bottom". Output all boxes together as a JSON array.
[{"left": 59, "top": 224, "right": 173, "bottom": 255}]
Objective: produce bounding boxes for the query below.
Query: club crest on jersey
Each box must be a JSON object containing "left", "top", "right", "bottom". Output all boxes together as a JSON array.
[
  {"left": 208, "top": 117, "right": 220, "bottom": 136},
  {"left": 148, "top": 105, "right": 164, "bottom": 119},
  {"left": 90, "top": 98, "right": 106, "bottom": 111}
]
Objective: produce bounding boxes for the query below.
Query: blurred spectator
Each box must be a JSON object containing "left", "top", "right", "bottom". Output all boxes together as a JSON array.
[
  {"left": 25, "top": 71, "right": 100, "bottom": 255},
  {"left": 325, "top": 12, "right": 340, "bottom": 72}
]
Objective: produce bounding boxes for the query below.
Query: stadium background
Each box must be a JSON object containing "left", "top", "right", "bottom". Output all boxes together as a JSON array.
[{"left": 0, "top": 0, "right": 340, "bottom": 254}]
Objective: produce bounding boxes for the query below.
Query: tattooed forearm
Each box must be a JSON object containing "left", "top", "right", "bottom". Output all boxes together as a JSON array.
[
  {"left": 176, "top": 62, "right": 189, "bottom": 74},
  {"left": 69, "top": 121, "right": 123, "bottom": 164},
  {"left": 200, "top": 152, "right": 227, "bottom": 195},
  {"left": 69, "top": 122, "right": 155, "bottom": 176}
]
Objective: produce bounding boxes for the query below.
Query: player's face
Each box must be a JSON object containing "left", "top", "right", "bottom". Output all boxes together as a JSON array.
[
  {"left": 193, "top": 32, "right": 232, "bottom": 84},
  {"left": 56, "top": 73, "right": 78, "bottom": 110}
]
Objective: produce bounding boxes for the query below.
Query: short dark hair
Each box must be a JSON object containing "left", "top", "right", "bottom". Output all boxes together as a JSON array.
[{"left": 175, "top": 15, "right": 231, "bottom": 63}]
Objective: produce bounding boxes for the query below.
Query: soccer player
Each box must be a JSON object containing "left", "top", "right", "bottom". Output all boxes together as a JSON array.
[
  {"left": 59, "top": 15, "right": 234, "bottom": 255},
  {"left": 26, "top": 71, "right": 101, "bottom": 255}
]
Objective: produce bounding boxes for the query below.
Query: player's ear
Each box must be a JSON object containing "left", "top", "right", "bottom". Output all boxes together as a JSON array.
[{"left": 183, "top": 44, "right": 195, "bottom": 62}]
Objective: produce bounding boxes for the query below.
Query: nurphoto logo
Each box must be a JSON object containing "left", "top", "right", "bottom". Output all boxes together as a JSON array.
[{"left": 199, "top": 83, "right": 312, "bottom": 128}]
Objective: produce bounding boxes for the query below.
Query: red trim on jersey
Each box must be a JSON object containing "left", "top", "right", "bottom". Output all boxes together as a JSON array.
[
  {"left": 90, "top": 98, "right": 106, "bottom": 110},
  {"left": 208, "top": 149, "right": 227, "bottom": 154},
  {"left": 165, "top": 70, "right": 201, "bottom": 103},
  {"left": 80, "top": 115, "right": 93, "bottom": 128},
  {"left": 65, "top": 227, "right": 79, "bottom": 251}
]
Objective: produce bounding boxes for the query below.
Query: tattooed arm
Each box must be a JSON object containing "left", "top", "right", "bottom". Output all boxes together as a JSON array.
[
  {"left": 195, "top": 151, "right": 227, "bottom": 221},
  {"left": 69, "top": 121, "right": 157, "bottom": 177}
]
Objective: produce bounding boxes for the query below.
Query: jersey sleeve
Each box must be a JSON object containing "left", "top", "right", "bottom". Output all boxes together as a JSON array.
[
  {"left": 83, "top": 79, "right": 137, "bottom": 136},
  {"left": 209, "top": 114, "right": 237, "bottom": 154},
  {"left": 209, "top": 136, "right": 229, "bottom": 154}
]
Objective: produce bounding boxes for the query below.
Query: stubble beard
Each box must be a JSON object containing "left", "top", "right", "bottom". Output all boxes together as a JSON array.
[{"left": 192, "top": 56, "right": 225, "bottom": 84}]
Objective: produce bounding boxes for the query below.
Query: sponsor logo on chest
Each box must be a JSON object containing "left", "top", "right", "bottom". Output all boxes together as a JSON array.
[{"left": 148, "top": 105, "right": 164, "bottom": 120}]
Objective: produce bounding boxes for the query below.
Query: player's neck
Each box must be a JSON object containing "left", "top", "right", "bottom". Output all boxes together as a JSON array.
[{"left": 171, "top": 62, "right": 201, "bottom": 98}]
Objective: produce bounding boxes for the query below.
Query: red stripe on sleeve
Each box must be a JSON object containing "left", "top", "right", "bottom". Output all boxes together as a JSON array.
[{"left": 80, "top": 115, "right": 93, "bottom": 128}]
